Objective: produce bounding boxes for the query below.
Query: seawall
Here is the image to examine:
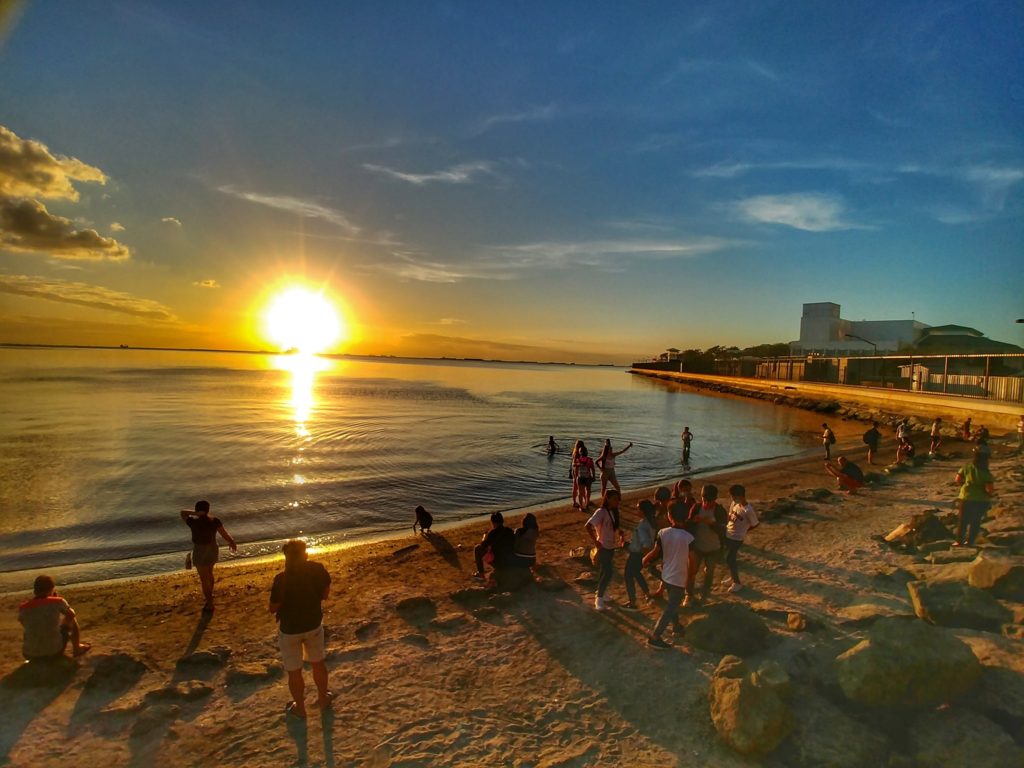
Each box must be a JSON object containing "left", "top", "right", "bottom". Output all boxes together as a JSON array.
[{"left": 628, "top": 369, "right": 1021, "bottom": 433}]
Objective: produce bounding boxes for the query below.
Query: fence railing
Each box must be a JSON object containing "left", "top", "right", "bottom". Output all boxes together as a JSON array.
[{"left": 633, "top": 353, "right": 1024, "bottom": 404}]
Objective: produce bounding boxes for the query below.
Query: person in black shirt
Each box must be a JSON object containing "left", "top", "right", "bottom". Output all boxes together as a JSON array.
[
  {"left": 269, "top": 539, "right": 333, "bottom": 718},
  {"left": 472, "top": 512, "right": 515, "bottom": 582},
  {"left": 180, "top": 500, "right": 236, "bottom": 612}
]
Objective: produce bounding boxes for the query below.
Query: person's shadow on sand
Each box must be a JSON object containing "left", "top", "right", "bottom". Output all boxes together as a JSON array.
[
  {"left": 182, "top": 612, "right": 212, "bottom": 658},
  {"left": 423, "top": 532, "right": 461, "bottom": 570},
  {"left": 0, "top": 658, "right": 78, "bottom": 762}
]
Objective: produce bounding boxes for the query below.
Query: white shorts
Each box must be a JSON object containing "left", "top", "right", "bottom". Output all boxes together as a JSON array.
[{"left": 278, "top": 625, "right": 325, "bottom": 672}]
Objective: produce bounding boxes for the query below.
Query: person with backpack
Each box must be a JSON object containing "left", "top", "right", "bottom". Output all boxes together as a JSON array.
[
  {"left": 821, "top": 423, "right": 836, "bottom": 460},
  {"left": 862, "top": 422, "right": 882, "bottom": 465},
  {"left": 573, "top": 444, "right": 596, "bottom": 510}
]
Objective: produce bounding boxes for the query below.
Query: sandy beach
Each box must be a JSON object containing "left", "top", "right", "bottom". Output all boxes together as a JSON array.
[{"left": 2, "top": 424, "right": 1022, "bottom": 767}]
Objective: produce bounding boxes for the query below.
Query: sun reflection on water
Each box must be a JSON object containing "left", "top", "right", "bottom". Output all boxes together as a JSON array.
[{"left": 273, "top": 352, "right": 332, "bottom": 430}]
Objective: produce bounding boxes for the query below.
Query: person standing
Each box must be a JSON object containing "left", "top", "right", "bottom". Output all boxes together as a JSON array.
[
  {"left": 1017, "top": 414, "right": 1023, "bottom": 453},
  {"left": 180, "top": 500, "right": 237, "bottom": 613},
  {"left": 961, "top": 417, "right": 972, "bottom": 441},
  {"left": 18, "top": 575, "right": 91, "bottom": 660},
  {"left": 570, "top": 440, "right": 586, "bottom": 509},
  {"left": 685, "top": 484, "right": 727, "bottom": 605},
  {"left": 821, "top": 423, "right": 836, "bottom": 460},
  {"left": 681, "top": 427, "right": 693, "bottom": 463},
  {"left": 929, "top": 417, "right": 943, "bottom": 456},
  {"left": 269, "top": 540, "right": 333, "bottom": 718},
  {"left": 622, "top": 500, "right": 656, "bottom": 610},
  {"left": 953, "top": 449, "right": 995, "bottom": 547},
  {"left": 585, "top": 489, "right": 623, "bottom": 610},
  {"left": 573, "top": 445, "right": 596, "bottom": 510},
  {"left": 722, "top": 484, "right": 759, "bottom": 593},
  {"left": 643, "top": 500, "right": 694, "bottom": 649},
  {"left": 863, "top": 421, "right": 882, "bottom": 465},
  {"left": 596, "top": 439, "right": 632, "bottom": 495}
]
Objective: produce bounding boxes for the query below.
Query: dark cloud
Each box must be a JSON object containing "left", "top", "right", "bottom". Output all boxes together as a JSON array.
[
  {"left": 0, "top": 198, "right": 130, "bottom": 260},
  {"left": 0, "top": 124, "right": 106, "bottom": 201},
  {"left": 0, "top": 274, "right": 176, "bottom": 320}
]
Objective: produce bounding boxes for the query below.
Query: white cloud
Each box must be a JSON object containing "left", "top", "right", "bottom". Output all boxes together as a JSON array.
[
  {"left": 473, "top": 104, "right": 559, "bottom": 134},
  {"left": 0, "top": 274, "right": 176, "bottom": 320},
  {"left": 362, "top": 161, "right": 495, "bottom": 186},
  {"left": 193, "top": 279, "right": 220, "bottom": 289},
  {"left": 735, "top": 193, "right": 860, "bottom": 232},
  {"left": 692, "top": 158, "right": 871, "bottom": 179},
  {"left": 217, "top": 185, "right": 361, "bottom": 234},
  {"left": 0, "top": 124, "right": 107, "bottom": 201},
  {"left": 161, "top": 216, "right": 182, "bottom": 227},
  {"left": 109, "top": 221, "right": 125, "bottom": 232},
  {"left": 0, "top": 198, "right": 131, "bottom": 260},
  {"left": 435, "top": 317, "right": 464, "bottom": 326},
  {"left": 488, "top": 237, "right": 734, "bottom": 267}
]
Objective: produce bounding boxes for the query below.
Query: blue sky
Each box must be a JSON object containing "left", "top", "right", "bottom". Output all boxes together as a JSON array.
[{"left": 1, "top": 1, "right": 1021, "bottom": 362}]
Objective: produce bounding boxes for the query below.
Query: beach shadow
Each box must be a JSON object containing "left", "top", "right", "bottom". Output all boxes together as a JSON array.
[
  {"left": 285, "top": 707, "right": 309, "bottom": 766},
  {"left": 182, "top": 612, "right": 212, "bottom": 658},
  {"left": 70, "top": 653, "right": 149, "bottom": 730},
  {"left": 0, "top": 658, "right": 77, "bottom": 762},
  {"left": 321, "top": 710, "right": 336, "bottom": 767},
  {"left": 423, "top": 531, "right": 461, "bottom": 570}
]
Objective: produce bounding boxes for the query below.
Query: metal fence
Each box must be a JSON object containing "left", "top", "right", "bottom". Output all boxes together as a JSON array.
[{"left": 633, "top": 353, "right": 1024, "bottom": 404}]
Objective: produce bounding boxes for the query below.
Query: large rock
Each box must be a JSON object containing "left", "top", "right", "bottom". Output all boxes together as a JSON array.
[
  {"left": 907, "top": 580, "right": 1013, "bottom": 631},
  {"left": 969, "top": 552, "right": 1024, "bottom": 601},
  {"left": 908, "top": 710, "right": 1022, "bottom": 767},
  {"left": 395, "top": 595, "right": 437, "bottom": 625},
  {"left": 708, "top": 655, "right": 792, "bottom": 757},
  {"left": 686, "top": 604, "right": 772, "bottom": 656},
  {"left": 777, "top": 687, "right": 891, "bottom": 768},
  {"left": 909, "top": 510, "right": 953, "bottom": 545},
  {"left": 836, "top": 618, "right": 982, "bottom": 708}
]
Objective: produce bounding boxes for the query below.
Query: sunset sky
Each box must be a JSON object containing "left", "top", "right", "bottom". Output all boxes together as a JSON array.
[{"left": 1, "top": 1, "right": 1021, "bottom": 363}]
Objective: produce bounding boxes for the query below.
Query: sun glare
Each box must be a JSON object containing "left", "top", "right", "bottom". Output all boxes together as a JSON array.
[{"left": 264, "top": 286, "right": 345, "bottom": 354}]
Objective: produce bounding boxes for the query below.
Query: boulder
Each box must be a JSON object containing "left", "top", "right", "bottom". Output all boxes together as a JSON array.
[
  {"left": 83, "top": 653, "right": 149, "bottom": 692},
  {"left": 429, "top": 613, "right": 469, "bottom": 632},
  {"left": 708, "top": 656, "right": 791, "bottom": 756},
  {"left": 836, "top": 601, "right": 914, "bottom": 627},
  {"left": 777, "top": 688, "right": 891, "bottom": 768},
  {"left": 786, "top": 612, "right": 807, "bottom": 632},
  {"left": 927, "top": 548, "right": 978, "bottom": 564},
  {"left": 908, "top": 710, "right": 1022, "bottom": 767},
  {"left": 907, "top": 580, "right": 1013, "bottom": 632},
  {"left": 395, "top": 595, "right": 437, "bottom": 625},
  {"left": 969, "top": 552, "right": 1024, "bottom": 601},
  {"left": 836, "top": 618, "right": 982, "bottom": 708},
  {"left": 909, "top": 511, "right": 953, "bottom": 545},
  {"left": 686, "top": 604, "right": 772, "bottom": 656},
  {"left": 144, "top": 680, "right": 214, "bottom": 703}
]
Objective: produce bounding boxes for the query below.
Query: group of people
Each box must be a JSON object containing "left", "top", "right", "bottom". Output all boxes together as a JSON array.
[
  {"left": 583, "top": 481, "right": 758, "bottom": 649},
  {"left": 569, "top": 438, "right": 632, "bottom": 510},
  {"left": 471, "top": 511, "right": 539, "bottom": 589}
]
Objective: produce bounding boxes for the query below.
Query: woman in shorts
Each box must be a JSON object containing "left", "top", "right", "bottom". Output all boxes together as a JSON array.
[{"left": 180, "top": 500, "right": 237, "bottom": 612}]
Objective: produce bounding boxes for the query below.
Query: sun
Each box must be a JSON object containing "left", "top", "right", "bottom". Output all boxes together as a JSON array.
[{"left": 264, "top": 286, "right": 345, "bottom": 354}]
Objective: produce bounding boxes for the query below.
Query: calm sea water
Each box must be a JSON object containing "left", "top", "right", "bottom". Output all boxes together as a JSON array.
[{"left": 0, "top": 348, "right": 825, "bottom": 590}]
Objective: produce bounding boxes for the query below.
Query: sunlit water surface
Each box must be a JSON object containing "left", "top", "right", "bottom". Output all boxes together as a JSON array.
[{"left": 0, "top": 349, "right": 827, "bottom": 589}]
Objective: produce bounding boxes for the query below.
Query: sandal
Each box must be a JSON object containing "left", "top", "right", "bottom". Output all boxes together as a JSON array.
[
  {"left": 285, "top": 701, "right": 307, "bottom": 719},
  {"left": 73, "top": 642, "right": 92, "bottom": 657},
  {"left": 318, "top": 691, "right": 336, "bottom": 710}
]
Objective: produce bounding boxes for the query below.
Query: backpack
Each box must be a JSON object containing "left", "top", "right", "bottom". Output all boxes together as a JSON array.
[
  {"left": 828, "top": 431, "right": 836, "bottom": 445},
  {"left": 862, "top": 429, "right": 874, "bottom": 445}
]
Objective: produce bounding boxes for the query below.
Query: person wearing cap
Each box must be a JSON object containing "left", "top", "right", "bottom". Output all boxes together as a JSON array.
[{"left": 18, "top": 575, "right": 91, "bottom": 661}]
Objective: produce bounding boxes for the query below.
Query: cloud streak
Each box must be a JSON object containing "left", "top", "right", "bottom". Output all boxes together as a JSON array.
[
  {"left": 193, "top": 279, "right": 220, "bottom": 289},
  {"left": 0, "top": 198, "right": 131, "bottom": 260},
  {"left": 0, "top": 124, "right": 107, "bottom": 201},
  {"left": 734, "top": 193, "right": 861, "bottom": 232},
  {"left": 161, "top": 216, "right": 182, "bottom": 227},
  {"left": 362, "top": 161, "right": 495, "bottom": 186},
  {"left": 0, "top": 274, "right": 177, "bottom": 320},
  {"left": 217, "top": 185, "right": 361, "bottom": 234}
]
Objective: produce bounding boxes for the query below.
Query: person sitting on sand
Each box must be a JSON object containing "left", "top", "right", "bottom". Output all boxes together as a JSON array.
[
  {"left": 512, "top": 513, "right": 539, "bottom": 569},
  {"left": 180, "top": 500, "right": 237, "bottom": 613},
  {"left": 413, "top": 505, "right": 433, "bottom": 535},
  {"left": 684, "top": 484, "right": 727, "bottom": 605},
  {"left": 585, "top": 489, "right": 623, "bottom": 611},
  {"left": 862, "top": 421, "right": 882, "bottom": 465},
  {"left": 929, "top": 417, "right": 943, "bottom": 456},
  {"left": 681, "top": 426, "right": 693, "bottom": 463},
  {"left": 622, "top": 499, "right": 656, "bottom": 610},
  {"left": 269, "top": 540, "right": 334, "bottom": 718},
  {"left": 573, "top": 445, "right": 596, "bottom": 510},
  {"left": 825, "top": 456, "right": 865, "bottom": 494},
  {"left": 18, "top": 575, "right": 91, "bottom": 661},
  {"left": 722, "top": 485, "right": 758, "bottom": 594},
  {"left": 473, "top": 512, "right": 515, "bottom": 582},
  {"left": 953, "top": 448, "right": 995, "bottom": 548},
  {"left": 595, "top": 439, "right": 632, "bottom": 495},
  {"left": 643, "top": 500, "right": 694, "bottom": 650}
]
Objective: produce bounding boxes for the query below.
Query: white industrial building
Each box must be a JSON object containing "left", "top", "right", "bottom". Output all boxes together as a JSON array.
[{"left": 790, "top": 302, "right": 928, "bottom": 356}]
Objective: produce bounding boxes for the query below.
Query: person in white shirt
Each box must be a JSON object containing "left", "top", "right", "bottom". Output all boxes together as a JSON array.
[
  {"left": 723, "top": 484, "right": 759, "bottom": 594},
  {"left": 642, "top": 499, "right": 694, "bottom": 649},
  {"left": 585, "top": 489, "right": 623, "bottom": 610},
  {"left": 929, "top": 417, "right": 942, "bottom": 456}
]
